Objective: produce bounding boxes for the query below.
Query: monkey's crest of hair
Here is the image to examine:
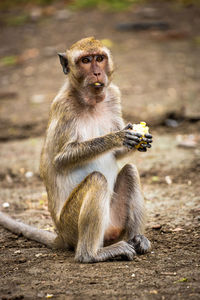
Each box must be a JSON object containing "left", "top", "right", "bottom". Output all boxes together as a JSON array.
[
  {"left": 67, "top": 37, "right": 113, "bottom": 69},
  {"left": 70, "top": 37, "right": 104, "bottom": 52}
]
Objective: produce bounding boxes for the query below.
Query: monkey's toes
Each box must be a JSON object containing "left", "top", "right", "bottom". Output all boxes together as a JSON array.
[
  {"left": 121, "top": 243, "right": 136, "bottom": 261},
  {"left": 128, "top": 234, "right": 151, "bottom": 255}
]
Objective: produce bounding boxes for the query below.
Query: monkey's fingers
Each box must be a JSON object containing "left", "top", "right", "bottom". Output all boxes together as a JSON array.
[
  {"left": 124, "top": 123, "right": 133, "bottom": 130},
  {"left": 142, "top": 137, "right": 153, "bottom": 143},
  {"left": 139, "top": 143, "right": 152, "bottom": 149},
  {"left": 138, "top": 147, "right": 147, "bottom": 152},
  {"left": 125, "top": 133, "right": 141, "bottom": 143},
  {"left": 140, "top": 143, "right": 151, "bottom": 148},
  {"left": 123, "top": 139, "right": 139, "bottom": 149},
  {"left": 133, "top": 132, "right": 143, "bottom": 138},
  {"left": 125, "top": 131, "right": 142, "bottom": 139},
  {"left": 124, "top": 130, "right": 142, "bottom": 138},
  {"left": 145, "top": 133, "right": 152, "bottom": 139}
]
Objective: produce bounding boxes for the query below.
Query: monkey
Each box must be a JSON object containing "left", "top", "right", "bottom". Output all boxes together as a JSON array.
[{"left": 0, "top": 37, "right": 153, "bottom": 263}]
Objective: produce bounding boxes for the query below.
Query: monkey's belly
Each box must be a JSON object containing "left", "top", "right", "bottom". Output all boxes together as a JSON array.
[
  {"left": 69, "top": 153, "right": 118, "bottom": 193},
  {"left": 56, "top": 153, "right": 118, "bottom": 215}
]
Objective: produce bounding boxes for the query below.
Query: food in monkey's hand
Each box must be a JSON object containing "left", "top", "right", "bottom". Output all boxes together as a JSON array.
[{"left": 130, "top": 122, "right": 152, "bottom": 151}]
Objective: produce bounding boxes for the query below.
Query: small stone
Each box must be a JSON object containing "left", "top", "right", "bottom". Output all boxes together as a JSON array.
[
  {"left": 165, "top": 175, "right": 172, "bottom": 185},
  {"left": 25, "top": 171, "right": 33, "bottom": 178},
  {"left": 149, "top": 290, "right": 158, "bottom": 294},
  {"left": 172, "top": 227, "right": 184, "bottom": 232},
  {"left": 2, "top": 202, "right": 10, "bottom": 208},
  {"left": 19, "top": 257, "right": 27, "bottom": 263},
  {"left": 152, "top": 224, "right": 162, "bottom": 230},
  {"left": 165, "top": 119, "right": 179, "bottom": 128},
  {"left": 35, "top": 253, "right": 43, "bottom": 258}
]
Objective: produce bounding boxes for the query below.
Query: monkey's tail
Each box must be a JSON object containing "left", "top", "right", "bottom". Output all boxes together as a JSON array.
[{"left": 0, "top": 211, "right": 57, "bottom": 249}]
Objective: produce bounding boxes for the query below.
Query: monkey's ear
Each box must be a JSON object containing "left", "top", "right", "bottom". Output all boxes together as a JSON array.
[{"left": 58, "top": 53, "right": 70, "bottom": 75}]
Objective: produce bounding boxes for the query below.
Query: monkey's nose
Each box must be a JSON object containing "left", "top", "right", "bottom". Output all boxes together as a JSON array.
[{"left": 94, "top": 72, "right": 101, "bottom": 77}]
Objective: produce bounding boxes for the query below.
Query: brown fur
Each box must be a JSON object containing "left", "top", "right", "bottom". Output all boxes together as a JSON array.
[
  {"left": 70, "top": 37, "right": 104, "bottom": 51},
  {"left": 40, "top": 37, "right": 151, "bottom": 262},
  {"left": 0, "top": 38, "right": 151, "bottom": 263}
]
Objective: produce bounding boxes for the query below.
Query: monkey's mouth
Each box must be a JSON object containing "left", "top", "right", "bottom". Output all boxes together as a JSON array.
[{"left": 91, "top": 82, "right": 104, "bottom": 88}]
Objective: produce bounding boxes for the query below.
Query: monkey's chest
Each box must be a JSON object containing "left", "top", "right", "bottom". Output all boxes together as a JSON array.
[
  {"left": 69, "top": 153, "right": 118, "bottom": 192},
  {"left": 75, "top": 112, "right": 113, "bottom": 142},
  {"left": 68, "top": 114, "right": 118, "bottom": 192}
]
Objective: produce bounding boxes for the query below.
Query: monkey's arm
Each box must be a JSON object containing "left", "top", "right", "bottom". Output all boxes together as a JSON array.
[{"left": 54, "top": 130, "right": 138, "bottom": 169}]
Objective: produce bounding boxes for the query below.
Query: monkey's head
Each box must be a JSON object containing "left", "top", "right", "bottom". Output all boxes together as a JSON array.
[{"left": 58, "top": 37, "right": 114, "bottom": 106}]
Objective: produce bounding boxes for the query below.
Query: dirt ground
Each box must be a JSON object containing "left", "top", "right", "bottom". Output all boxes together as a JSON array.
[{"left": 0, "top": 2, "right": 200, "bottom": 300}]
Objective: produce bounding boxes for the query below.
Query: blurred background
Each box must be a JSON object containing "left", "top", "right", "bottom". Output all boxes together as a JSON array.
[
  {"left": 0, "top": 0, "right": 200, "bottom": 139},
  {"left": 0, "top": 1, "right": 200, "bottom": 299}
]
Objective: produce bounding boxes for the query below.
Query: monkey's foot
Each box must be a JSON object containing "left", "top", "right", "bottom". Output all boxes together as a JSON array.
[
  {"left": 128, "top": 234, "right": 151, "bottom": 254},
  {"left": 75, "top": 241, "right": 136, "bottom": 263}
]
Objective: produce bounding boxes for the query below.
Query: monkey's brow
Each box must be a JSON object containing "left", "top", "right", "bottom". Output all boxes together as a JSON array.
[{"left": 77, "top": 53, "right": 107, "bottom": 63}]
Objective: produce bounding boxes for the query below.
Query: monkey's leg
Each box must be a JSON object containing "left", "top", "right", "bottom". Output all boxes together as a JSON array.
[
  {"left": 108, "top": 164, "right": 151, "bottom": 254},
  {"left": 59, "top": 171, "right": 136, "bottom": 263}
]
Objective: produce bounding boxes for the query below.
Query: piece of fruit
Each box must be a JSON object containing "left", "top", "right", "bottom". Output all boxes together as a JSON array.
[{"left": 131, "top": 121, "right": 149, "bottom": 149}]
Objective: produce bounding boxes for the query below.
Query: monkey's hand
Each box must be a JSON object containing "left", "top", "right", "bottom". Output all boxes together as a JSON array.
[
  {"left": 137, "top": 133, "right": 153, "bottom": 152},
  {"left": 121, "top": 123, "right": 143, "bottom": 150}
]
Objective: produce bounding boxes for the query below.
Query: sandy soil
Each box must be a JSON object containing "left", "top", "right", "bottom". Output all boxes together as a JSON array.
[{"left": 0, "top": 2, "right": 200, "bottom": 300}]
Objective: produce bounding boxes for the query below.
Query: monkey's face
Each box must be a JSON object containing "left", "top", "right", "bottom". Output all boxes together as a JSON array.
[
  {"left": 58, "top": 37, "right": 114, "bottom": 106},
  {"left": 78, "top": 54, "right": 108, "bottom": 86},
  {"left": 73, "top": 53, "right": 110, "bottom": 105}
]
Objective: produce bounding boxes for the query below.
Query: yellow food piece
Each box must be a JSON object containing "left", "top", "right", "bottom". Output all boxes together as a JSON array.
[
  {"left": 94, "top": 82, "right": 101, "bottom": 86},
  {"left": 131, "top": 121, "right": 149, "bottom": 149}
]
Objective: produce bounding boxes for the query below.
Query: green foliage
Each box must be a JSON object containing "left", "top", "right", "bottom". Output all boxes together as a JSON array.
[
  {"left": 0, "top": 56, "right": 18, "bottom": 67},
  {"left": 5, "top": 14, "right": 29, "bottom": 26},
  {"left": 0, "top": 0, "right": 55, "bottom": 10},
  {"left": 0, "top": 0, "right": 199, "bottom": 11},
  {"left": 70, "top": 0, "right": 141, "bottom": 11},
  {"left": 69, "top": 0, "right": 200, "bottom": 10},
  {"left": 177, "top": 278, "right": 188, "bottom": 283},
  {"left": 194, "top": 36, "right": 200, "bottom": 45}
]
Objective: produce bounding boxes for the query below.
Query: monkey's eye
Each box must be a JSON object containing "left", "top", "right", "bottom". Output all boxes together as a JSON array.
[
  {"left": 96, "top": 55, "right": 104, "bottom": 62},
  {"left": 81, "top": 57, "right": 90, "bottom": 64}
]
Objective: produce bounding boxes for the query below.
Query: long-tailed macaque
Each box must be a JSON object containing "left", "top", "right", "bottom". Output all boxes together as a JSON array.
[{"left": 0, "top": 37, "right": 152, "bottom": 263}]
